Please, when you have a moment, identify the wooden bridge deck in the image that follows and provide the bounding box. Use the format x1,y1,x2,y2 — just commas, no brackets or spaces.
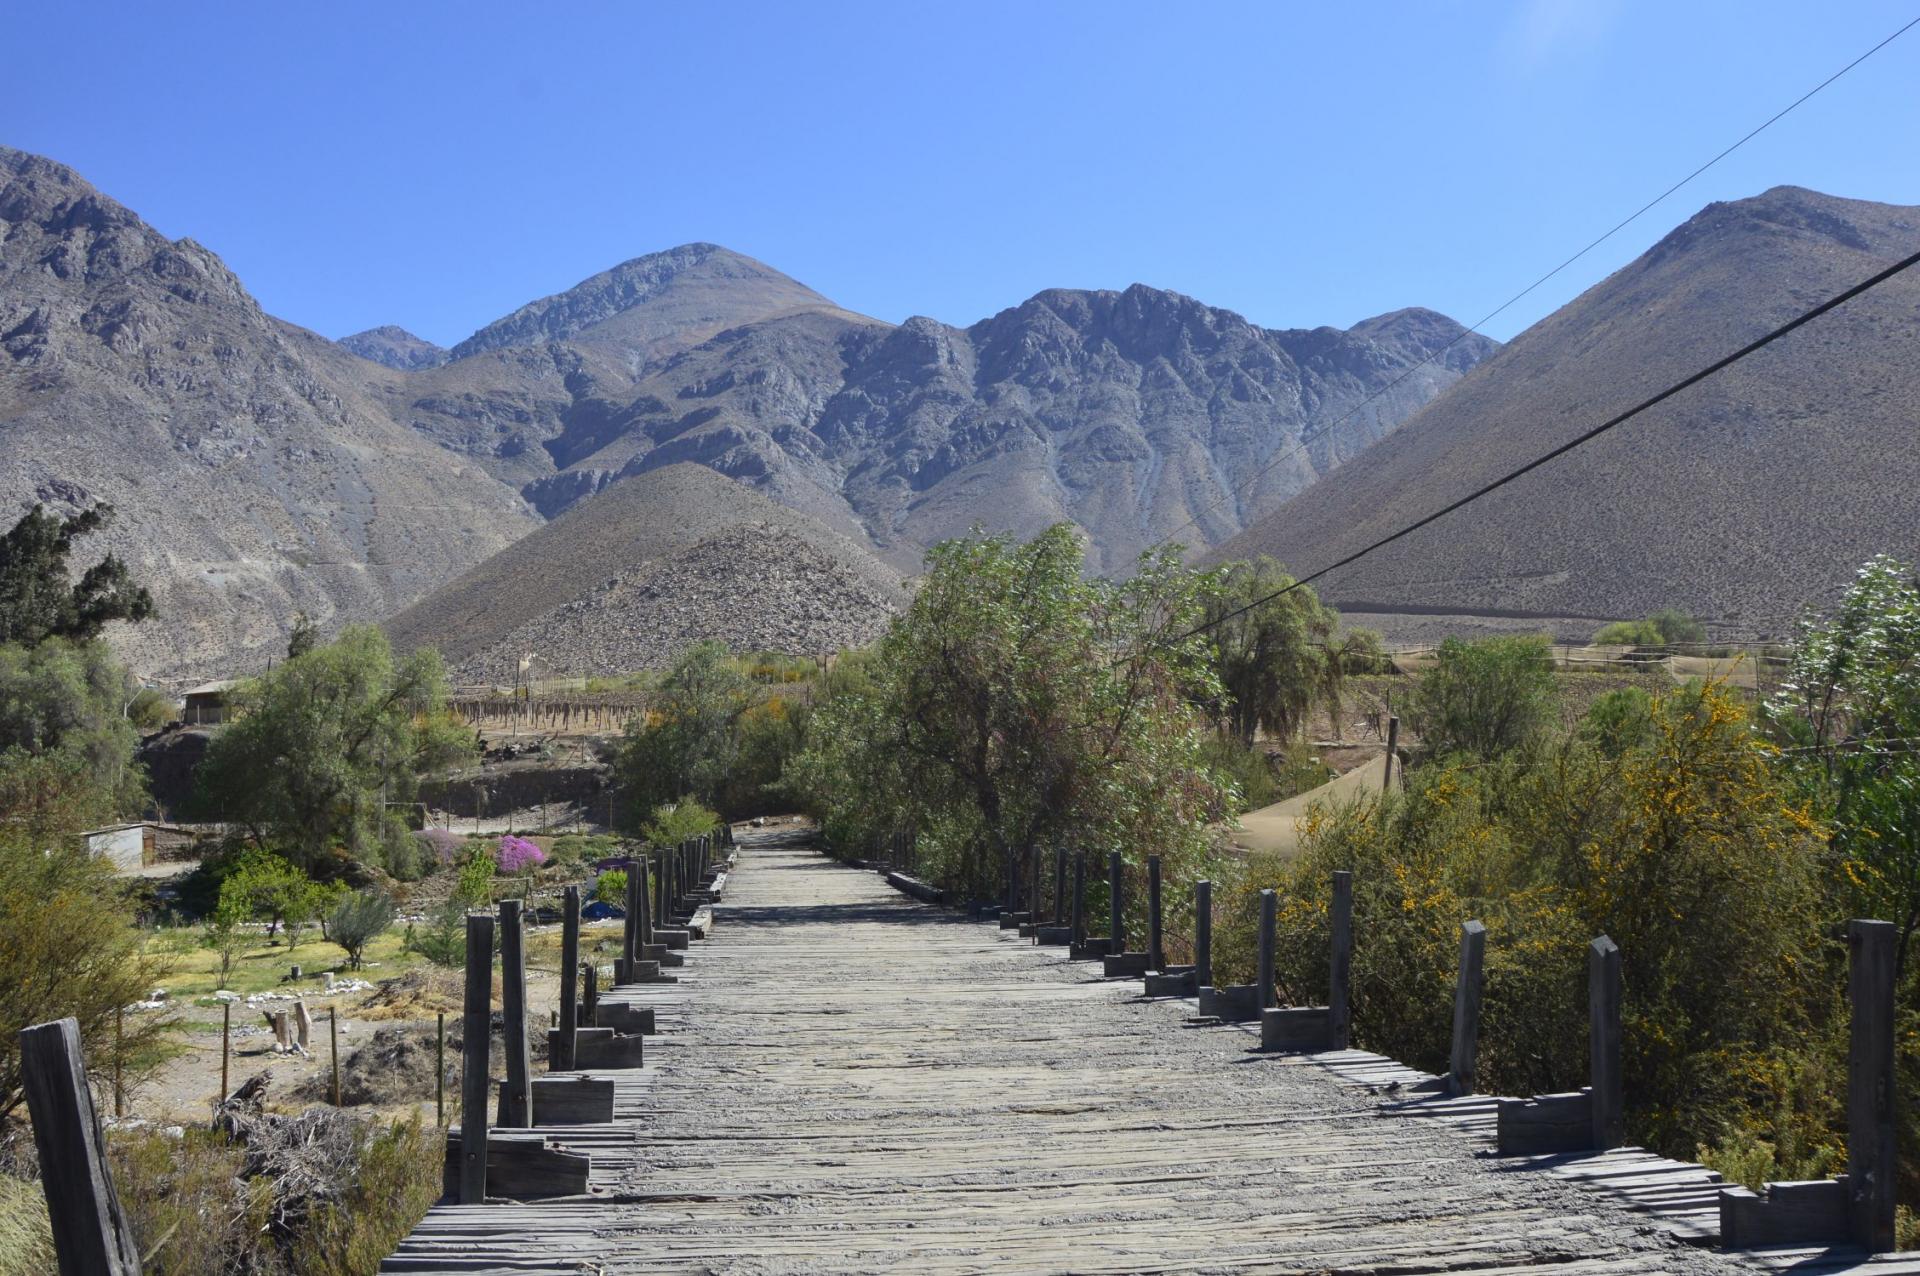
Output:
386,830,1906,1275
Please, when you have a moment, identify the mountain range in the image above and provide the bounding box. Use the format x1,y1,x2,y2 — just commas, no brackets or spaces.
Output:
11,143,1911,681
0,144,1493,677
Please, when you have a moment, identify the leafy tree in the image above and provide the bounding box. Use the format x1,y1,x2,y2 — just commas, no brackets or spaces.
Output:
219,848,317,940
286,611,319,660
194,626,473,867
126,686,175,731
1200,558,1339,747
327,890,394,970
614,642,751,818
1592,619,1664,646
1770,555,1920,976
1408,635,1559,760
1581,687,1656,756
203,880,253,987
454,842,496,907
0,638,147,815
0,829,169,1119
1594,609,1706,647
403,900,468,967
0,504,154,646
789,525,1229,902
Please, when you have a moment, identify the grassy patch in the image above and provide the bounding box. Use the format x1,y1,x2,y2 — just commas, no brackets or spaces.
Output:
153,928,429,999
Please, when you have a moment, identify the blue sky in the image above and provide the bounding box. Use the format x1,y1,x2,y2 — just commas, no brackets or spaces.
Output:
10,2,1917,348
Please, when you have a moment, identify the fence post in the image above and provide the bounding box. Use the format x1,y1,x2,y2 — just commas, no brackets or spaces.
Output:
1147,856,1165,972
556,885,580,1072
582,961,598,1022
19,1018,142,1275
1257,889,1277,1010
636,859,653,948
1006,847,1019,911
621,865,641,979
1448,920,1486,1095
1848,919,1896,1252
653,847,666,927
1383,715,1400,791
1053,848,1067,926
460,912,494,1203
1108,852,1124,951
1329,870,1353,1050
1071,853,1086,944
500,900,532,1127
1589,935,1623,1151
1195,880,1213,988
436,1012,446,1124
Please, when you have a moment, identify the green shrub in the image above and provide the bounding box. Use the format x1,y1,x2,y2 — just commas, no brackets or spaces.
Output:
1407,635,1559,760
594,869,628,909
643,798,721,848
404,899,468,967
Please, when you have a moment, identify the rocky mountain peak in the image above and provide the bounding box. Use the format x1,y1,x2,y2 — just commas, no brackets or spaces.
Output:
448,242,841,366
337,324,449,370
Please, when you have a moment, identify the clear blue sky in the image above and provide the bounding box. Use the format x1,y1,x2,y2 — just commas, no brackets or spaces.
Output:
10,2,1917,348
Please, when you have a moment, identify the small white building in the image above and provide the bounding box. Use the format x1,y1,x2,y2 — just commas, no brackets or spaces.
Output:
84,823,156,871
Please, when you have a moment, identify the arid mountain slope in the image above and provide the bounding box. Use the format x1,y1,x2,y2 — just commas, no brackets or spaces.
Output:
0,147,536,679
529,289,1497,574
384,463,909,675
1210,187,1920,632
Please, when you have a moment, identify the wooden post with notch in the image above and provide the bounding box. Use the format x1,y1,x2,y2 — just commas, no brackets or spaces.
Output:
1448,920,1486,1095
1108,852,1124,951
20,1017,142,1275
1329,870,1353,1050
636,859,652,947
1147,855,1165,972
556,885,580,1072
1848,918,1896,1252
1589,934,1623,1150
460,912,493,1204
499,899,532,1128
1257,888,1277,1011
1194,879,1213,988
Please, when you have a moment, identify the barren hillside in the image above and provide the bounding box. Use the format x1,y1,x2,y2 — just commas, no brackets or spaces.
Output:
1211,187,1920,634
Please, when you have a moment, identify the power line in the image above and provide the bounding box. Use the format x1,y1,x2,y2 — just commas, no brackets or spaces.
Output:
1146,13,1920,559
1171,245,1920,645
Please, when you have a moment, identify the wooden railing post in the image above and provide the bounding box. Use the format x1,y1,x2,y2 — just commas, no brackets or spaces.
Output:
1053,848,1067,926
556,886,580,1072
1589,935,1623,1150
1006,846,1019,911
1383,715,1400,790
621,864,641,979
1107,852,1124,951
1194,880,1213,989
460,912,494,1203
1257,889,1277,1011
1848,918,1896,1252
499,900,531,1128
1070,853,1086,943
1147,856,1165,972
653,847,666,927
582,961,598,1023
1329,871,1353,1050
1448,920,1486,1095
636,859,653,948
19,1018,141,1275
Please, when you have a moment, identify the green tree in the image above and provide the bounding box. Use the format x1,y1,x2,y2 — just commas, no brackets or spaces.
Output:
642,798,721,847
0,637,147,815
327,890,394,970
203,879,253,987
1770,555,1920,976
0,504,154,645
1200,558,1339,747
0,829,169,1119
1408,635,1559,760
193,627,473,868
789,525,1229,901
614,641,752,817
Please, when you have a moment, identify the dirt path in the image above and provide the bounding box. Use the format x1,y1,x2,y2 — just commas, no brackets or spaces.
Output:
387,829,1763,1275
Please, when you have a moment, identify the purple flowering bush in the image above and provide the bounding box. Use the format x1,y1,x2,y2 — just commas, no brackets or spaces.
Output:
415,828,464,868
496,834,546,874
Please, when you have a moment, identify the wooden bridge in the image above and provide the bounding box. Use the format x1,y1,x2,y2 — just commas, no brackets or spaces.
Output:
375,827,1912,1275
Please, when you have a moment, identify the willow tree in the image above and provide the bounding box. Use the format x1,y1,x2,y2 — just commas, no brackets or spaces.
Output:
1201,557,1342,746
790,525,1230,900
